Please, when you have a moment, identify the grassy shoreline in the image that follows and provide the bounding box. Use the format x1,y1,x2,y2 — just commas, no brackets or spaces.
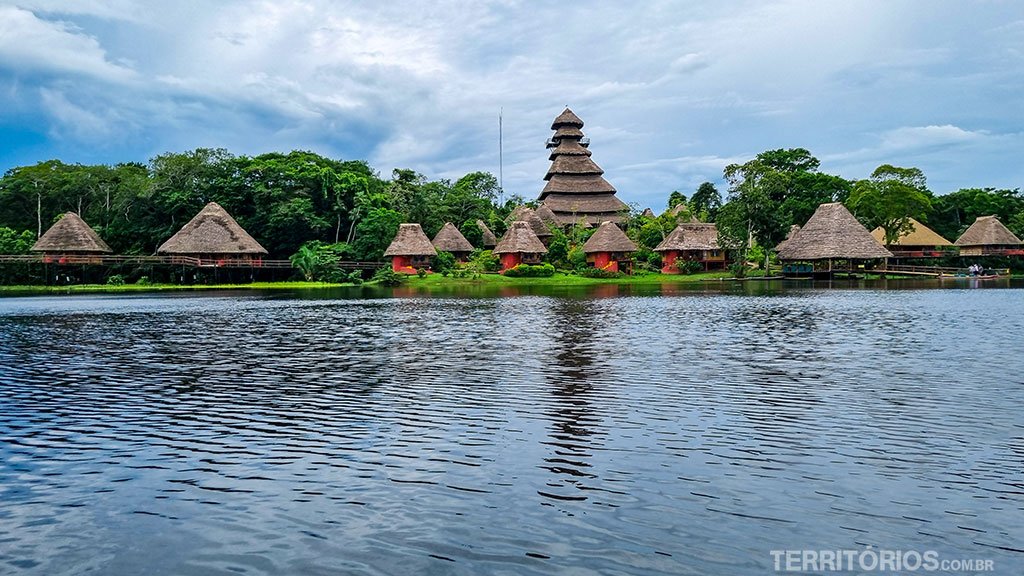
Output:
0,271,770,295
3,269,1016,296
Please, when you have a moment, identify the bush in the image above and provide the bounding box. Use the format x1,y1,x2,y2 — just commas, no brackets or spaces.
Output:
432,251,456,275
346,270,363,285
468,249,501,273
567,246,587,271
106,274,125,286
416,268,428,278
675,259,703,275
372,267,406,286
503,263,555,277
135,276,151,286
729,261,748,278
578,266,622,278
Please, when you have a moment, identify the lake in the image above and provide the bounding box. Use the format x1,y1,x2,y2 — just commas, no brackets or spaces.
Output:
1,282,1022,575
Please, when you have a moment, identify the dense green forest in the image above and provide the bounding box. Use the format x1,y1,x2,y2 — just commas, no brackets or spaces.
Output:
1,146,1022,274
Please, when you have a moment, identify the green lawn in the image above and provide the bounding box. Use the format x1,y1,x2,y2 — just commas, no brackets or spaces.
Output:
0,281,356,295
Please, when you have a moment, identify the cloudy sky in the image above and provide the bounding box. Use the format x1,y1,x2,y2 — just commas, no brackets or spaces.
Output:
1,1,1022,209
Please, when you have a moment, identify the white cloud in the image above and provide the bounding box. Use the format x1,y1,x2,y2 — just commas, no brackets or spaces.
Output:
880,125,988,151
0,5,136,82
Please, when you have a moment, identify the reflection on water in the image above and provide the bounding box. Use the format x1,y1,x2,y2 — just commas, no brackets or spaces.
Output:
0,287,1022,575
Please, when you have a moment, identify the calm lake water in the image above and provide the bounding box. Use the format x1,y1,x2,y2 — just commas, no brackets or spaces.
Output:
1,281,1022,575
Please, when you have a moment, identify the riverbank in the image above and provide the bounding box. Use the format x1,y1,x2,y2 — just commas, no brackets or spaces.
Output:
0,271,774,295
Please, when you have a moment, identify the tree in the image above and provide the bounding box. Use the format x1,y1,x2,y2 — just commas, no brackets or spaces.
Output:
847,164,932,245
667,191,687,209
351,207,403,261
929,187,1023,241
719,160,789,272
689,182,721,221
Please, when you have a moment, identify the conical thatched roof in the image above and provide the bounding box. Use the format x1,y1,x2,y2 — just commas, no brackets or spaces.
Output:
641,208,656,218
656,223,720,252
494,221,548,255
31,212,111,254
552,107,584,128
871,218,952,247
384,223,437,257
535,203,558,224
777,202,891,260
476,219,497,248
505,206,552,239
583,221,637,253
158,202,267,255
954,215,1022,247
431,222,474,253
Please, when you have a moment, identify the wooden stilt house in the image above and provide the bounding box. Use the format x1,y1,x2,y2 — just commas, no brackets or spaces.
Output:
777,202,892,276
954,215,1023,256
655,223,725,273
157,202,267,265
31,213,111,264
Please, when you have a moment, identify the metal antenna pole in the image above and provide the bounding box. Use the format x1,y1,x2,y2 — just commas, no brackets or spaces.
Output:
499,108,504,205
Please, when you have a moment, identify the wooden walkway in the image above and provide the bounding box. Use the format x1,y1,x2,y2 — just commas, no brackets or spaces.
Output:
873,264,1010,277
0,254,385,270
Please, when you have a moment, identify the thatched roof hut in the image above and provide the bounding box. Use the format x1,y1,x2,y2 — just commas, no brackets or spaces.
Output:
158,202,267,256
31,212,111,254
954,215,1022,248
476,219,497,248
640,208,656,218
583,221,637,254
506,206,553,241
871,218,952,247
777,202,891,261
535,203,558,224
537,108,627,225
384,223,437,257
494,221,548,255
431,222,474,254
656,223,720,252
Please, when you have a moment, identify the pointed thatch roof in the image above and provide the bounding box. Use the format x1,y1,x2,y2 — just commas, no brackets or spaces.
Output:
954,215,1022,247
552,108,584,128
777,202,892,260
31,212,112,254
656,223,720,252
158,202,267,255
535,203,558,224
583,221,637,254
476,220,497,248
538,108,627,225
494,221,548,255
506,206,552,239
431,222,474,253
641,208,656,218
384,223,437,257
871,218,952,247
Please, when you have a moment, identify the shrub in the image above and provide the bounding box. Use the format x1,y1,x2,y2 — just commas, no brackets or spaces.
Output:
417,268,428,278
432,251,456,275
468,249,501,273
503,263,555,277
106,274,125,286
578,266,622,279
346,270,364,285
135,276,151,286
675,259,703,275
567,246,587,271
729,261,748,278
372,267,405,286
